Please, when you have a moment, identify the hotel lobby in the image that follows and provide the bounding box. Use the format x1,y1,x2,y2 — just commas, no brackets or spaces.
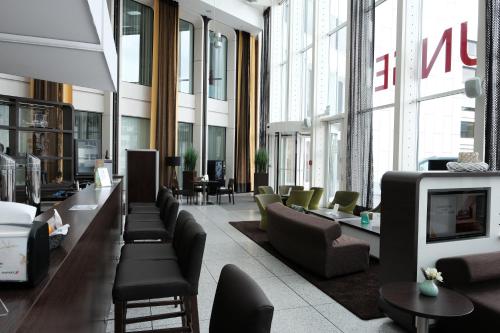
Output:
1,0,500,332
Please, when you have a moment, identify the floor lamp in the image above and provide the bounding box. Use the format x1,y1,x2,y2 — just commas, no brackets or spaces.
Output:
166,156,181,190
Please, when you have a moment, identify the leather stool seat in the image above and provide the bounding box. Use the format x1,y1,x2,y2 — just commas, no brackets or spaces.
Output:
123,220,169,242
128,206,160,214
126,213,161,222
113,260,191,301
120,243,177,261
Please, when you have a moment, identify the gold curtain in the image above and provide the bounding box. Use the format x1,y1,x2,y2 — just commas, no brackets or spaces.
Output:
149,0,178,186
235,31,258,192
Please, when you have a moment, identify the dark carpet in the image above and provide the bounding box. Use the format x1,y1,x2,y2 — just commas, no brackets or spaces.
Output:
229,220,384,320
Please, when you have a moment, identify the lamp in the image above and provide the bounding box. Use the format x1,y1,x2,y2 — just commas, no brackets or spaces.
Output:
166,156,181,189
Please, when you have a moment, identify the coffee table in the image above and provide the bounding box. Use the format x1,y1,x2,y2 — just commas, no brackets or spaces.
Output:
379,282,473,333
308,208,380,258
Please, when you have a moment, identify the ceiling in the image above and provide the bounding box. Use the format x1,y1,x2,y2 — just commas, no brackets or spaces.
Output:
0,0,117,91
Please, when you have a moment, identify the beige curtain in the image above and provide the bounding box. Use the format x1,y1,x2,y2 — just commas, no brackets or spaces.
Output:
235,31,258,192
150,0,178,186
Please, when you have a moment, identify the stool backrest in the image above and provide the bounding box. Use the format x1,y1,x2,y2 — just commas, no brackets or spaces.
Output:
174,211,206,292
209,264,274,333
161,196,179,237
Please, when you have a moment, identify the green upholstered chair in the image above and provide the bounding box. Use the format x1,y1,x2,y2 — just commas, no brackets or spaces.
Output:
278,185,304,196
255,194,283,230
258,186,274,195
286,190,314,209
328,191,359,214
308,187,324,210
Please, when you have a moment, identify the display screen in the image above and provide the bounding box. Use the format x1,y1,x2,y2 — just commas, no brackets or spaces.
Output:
427,189,488,242
75,139,101,176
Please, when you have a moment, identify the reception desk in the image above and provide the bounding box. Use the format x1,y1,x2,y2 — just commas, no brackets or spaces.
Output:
0,181,122,333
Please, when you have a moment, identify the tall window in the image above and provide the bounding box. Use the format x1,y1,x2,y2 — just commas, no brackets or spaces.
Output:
119,116,150,177
371,0,397,205
75,111,102,140
209,31,228,101
178,122,193,186
270,1,289,122
417,0,478,166
179,20,194,94
296,0,314,120
327,122,343,201
122,0,153,86
208,126,226,161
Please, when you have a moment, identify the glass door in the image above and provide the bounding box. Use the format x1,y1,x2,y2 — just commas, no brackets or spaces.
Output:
278,134,296,187
296,133,311,188
326,122,343,202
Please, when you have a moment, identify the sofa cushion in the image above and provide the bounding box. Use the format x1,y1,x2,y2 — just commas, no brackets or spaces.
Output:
437,251,500,285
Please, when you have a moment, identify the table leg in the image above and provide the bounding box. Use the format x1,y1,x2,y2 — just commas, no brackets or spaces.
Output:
203,183,207,205
415,316,429,333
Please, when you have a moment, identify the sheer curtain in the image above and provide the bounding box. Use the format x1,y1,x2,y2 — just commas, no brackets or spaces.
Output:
346,0,375,208
485,0,500,169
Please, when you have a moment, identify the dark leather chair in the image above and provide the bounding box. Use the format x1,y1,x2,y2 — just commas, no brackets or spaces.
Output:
113,211,206,333
216,178,235,204
209,264,274,333
123,194,179,243
128,186,170,213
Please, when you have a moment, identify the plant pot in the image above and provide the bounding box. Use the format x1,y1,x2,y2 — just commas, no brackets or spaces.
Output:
419,280,439,297
183,170,197,190
254,173,269,195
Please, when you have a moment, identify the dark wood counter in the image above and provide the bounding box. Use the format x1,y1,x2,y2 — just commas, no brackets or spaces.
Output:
0,181,122,333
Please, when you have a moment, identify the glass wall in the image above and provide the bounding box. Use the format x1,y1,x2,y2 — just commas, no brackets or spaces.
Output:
209,31,228,101
270,1,289,122
208,125,226,161
326,122,342,202
122,0,153,86
417,0,478,165
178,122,193,186
74,111,102,140
179,19,194,94
119,116,150,177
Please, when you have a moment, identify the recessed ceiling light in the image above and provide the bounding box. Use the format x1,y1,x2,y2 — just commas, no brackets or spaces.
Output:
127,10,141,16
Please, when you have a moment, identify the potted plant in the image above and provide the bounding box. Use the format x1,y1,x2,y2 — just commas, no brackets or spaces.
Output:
254,148,269,195
183,147,198,189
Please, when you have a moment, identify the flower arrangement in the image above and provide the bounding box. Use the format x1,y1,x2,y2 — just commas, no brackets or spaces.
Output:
421,267,444,282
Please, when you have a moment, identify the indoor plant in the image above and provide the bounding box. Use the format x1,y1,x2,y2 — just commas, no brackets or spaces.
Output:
254,148,269,195
183,147,198,189
419,267,443,297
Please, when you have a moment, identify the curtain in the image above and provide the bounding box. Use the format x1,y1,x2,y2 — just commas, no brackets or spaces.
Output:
259,7,271,148
484,0,500,170
235,31,258,192
150,0,178,186
346,0,375,208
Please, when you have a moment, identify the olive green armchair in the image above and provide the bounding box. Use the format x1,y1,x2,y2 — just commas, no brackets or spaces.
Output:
328,191,359,214
278,185,304,196
286,190,314,209
258,186,274,195
308,187,324,210
255,194,283,230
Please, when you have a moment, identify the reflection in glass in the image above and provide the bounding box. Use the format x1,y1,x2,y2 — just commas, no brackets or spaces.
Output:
328,27,347,115
119,116,150,181
279,135,296,186
327,123,342,202
177,122,193,187
179,20,194,94
208,126,226,161
122,0,153,86
209,31,228,101
0,103,9,126
19,104,63,130
0,130,9,154
75,111,102,140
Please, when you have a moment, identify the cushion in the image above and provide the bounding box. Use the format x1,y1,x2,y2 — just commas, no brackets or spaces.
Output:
437,251,500,285
126,213,161,223
112,259,192,301
120,243,177,261
123,220,169,242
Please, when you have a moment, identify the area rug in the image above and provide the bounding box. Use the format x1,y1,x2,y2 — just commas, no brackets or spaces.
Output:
229,220,384,320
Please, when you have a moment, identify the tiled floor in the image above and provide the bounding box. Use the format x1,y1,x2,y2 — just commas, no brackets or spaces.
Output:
106,193,404,333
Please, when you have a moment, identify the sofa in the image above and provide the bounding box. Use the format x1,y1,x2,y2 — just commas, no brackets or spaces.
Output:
436,251,500,332
266,203,370,278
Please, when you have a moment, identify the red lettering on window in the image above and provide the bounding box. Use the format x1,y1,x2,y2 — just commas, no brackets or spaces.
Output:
393,51,397,86
460,21,477,66
375,54,389,91
421,27,452,79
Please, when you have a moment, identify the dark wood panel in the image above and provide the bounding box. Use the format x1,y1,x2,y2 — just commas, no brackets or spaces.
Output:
127,150,157,206
0,181,122,333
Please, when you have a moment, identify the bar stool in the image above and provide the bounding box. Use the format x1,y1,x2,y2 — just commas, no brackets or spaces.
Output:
129,186,170,213
113,211,206,333
123,195,179,243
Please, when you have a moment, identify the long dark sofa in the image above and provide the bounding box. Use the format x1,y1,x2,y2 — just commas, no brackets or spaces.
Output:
436,251,500,332
266,203,370,278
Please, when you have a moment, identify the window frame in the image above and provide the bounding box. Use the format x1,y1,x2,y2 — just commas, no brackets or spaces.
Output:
208,31,228,101
178,19,195,95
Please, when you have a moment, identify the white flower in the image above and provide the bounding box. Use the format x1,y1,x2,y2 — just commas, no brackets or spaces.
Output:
423,267,443,282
